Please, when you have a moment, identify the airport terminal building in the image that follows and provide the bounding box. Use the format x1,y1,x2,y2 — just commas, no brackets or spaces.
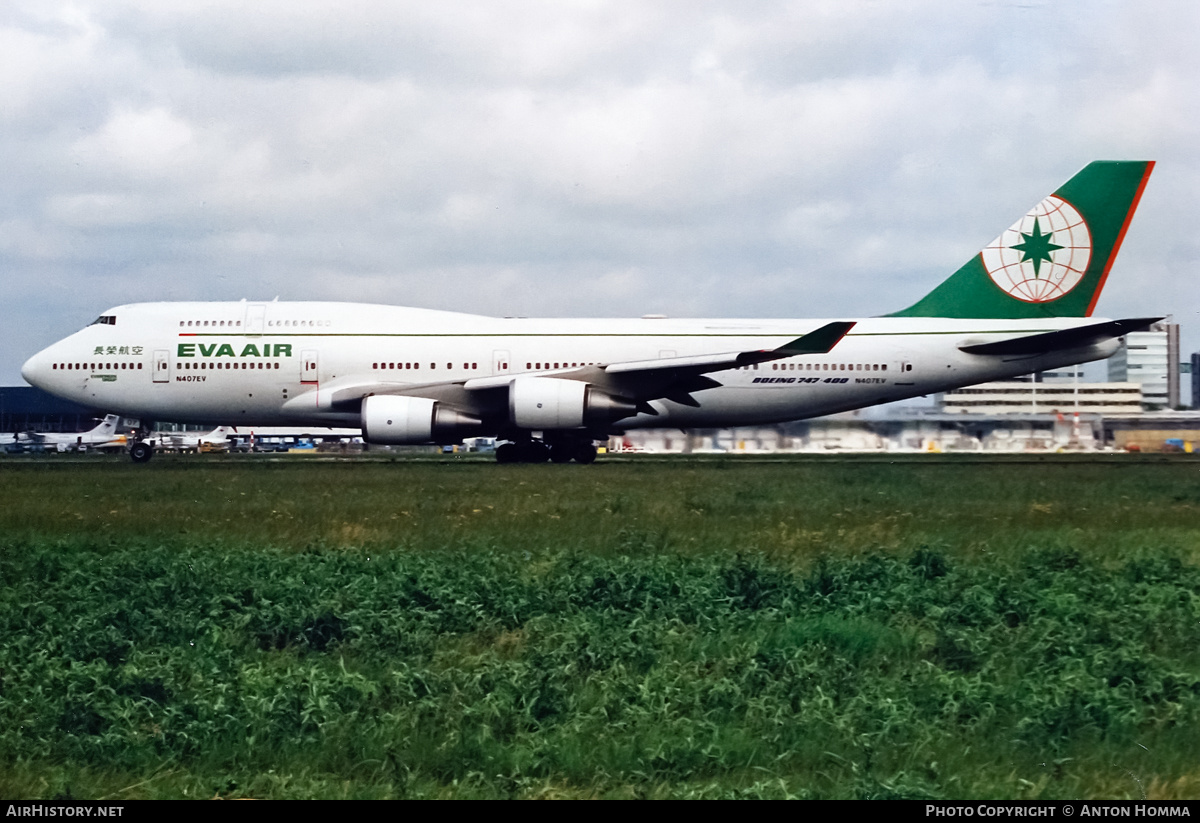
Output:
0,386,112,435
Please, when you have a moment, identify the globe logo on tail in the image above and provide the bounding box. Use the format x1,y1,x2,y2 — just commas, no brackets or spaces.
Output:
981,195,1091,303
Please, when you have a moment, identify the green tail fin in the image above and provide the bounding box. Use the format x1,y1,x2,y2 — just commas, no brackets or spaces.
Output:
889,161,1154,319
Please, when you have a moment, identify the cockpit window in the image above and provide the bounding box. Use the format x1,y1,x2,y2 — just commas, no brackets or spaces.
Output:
90,316,117,326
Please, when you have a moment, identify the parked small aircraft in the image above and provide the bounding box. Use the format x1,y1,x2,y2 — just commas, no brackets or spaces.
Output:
148,426,237,452
6,414,127,452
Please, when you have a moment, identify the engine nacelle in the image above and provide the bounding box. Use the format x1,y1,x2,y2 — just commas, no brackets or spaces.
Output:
509,377,637,429
361,395,481,445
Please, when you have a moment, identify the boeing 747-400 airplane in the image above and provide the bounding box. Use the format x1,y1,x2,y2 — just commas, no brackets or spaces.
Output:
21,161,1157,463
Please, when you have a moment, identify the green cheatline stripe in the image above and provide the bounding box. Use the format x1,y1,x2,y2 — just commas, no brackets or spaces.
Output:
180,327,1059,340
847,328,1058,337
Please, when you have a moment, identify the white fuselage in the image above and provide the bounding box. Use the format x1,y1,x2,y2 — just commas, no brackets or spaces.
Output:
21,301,1117,435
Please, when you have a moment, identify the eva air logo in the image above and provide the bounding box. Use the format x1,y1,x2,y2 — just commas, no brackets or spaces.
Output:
981,195,1091,303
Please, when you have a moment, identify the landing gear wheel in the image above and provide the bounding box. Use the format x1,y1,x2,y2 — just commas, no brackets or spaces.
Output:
550,444,574,464
129,441,154,464
495,442,519,464
495,439,595,464
574,443,597,464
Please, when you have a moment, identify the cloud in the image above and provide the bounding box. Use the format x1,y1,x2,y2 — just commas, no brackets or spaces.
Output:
2,0,1198,385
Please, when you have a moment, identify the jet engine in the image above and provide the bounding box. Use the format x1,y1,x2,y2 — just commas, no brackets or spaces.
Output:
509,377,637,429
361,395,481,445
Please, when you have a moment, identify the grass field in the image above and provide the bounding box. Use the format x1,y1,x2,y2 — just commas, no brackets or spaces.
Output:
1,454,1198,799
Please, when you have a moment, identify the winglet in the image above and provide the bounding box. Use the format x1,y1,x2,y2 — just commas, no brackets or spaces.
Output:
734,321,856,368
776,321,856,354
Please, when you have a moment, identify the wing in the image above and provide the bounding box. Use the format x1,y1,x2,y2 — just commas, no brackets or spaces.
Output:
301,321,856,418
463,320,856,410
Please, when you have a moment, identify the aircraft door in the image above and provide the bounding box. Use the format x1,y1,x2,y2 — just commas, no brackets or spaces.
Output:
492,350,510,376
245,304,266,336
893,351,917,387
153,349,170,383
301,350,319,385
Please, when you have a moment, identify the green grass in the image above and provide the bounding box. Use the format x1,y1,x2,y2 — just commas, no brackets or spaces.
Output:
1,455,1198,799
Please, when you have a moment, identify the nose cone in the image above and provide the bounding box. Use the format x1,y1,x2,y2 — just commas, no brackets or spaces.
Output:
21,347,51,390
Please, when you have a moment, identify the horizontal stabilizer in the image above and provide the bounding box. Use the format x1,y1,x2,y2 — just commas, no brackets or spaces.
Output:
958,317,1162,356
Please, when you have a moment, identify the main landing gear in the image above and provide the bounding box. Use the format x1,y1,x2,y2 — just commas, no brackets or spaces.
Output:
495,437,597,464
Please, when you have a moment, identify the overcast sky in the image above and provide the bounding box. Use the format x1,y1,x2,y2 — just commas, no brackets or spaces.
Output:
3,0,1197,388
